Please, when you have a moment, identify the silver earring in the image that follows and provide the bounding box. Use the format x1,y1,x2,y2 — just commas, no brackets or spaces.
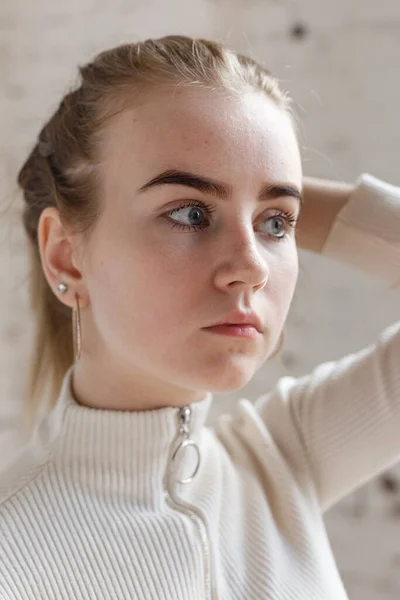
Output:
56,283,81,361
57,282,68,294
72,293,82,361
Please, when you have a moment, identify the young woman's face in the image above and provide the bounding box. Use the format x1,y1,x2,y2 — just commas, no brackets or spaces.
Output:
80,86,302,395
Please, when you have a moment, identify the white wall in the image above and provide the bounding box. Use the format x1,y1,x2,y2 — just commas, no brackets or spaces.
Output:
1,1,400,597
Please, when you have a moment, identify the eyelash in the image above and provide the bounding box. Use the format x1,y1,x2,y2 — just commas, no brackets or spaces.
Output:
164,199,298,241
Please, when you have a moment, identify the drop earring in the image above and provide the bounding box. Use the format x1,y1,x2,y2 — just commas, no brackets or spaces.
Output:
72,293,82,361
56,282,82,361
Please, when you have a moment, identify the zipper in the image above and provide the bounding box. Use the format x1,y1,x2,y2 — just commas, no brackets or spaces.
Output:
162,405,216,600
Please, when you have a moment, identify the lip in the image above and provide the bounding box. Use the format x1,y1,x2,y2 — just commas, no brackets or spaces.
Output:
203,310,264,334
203,324,260,339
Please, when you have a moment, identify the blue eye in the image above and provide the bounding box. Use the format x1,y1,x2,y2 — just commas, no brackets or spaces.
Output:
164,201,297,240
164,200,216,232
260,215,287,239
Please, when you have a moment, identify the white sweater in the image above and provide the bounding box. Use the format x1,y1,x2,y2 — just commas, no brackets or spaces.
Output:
1,174,400,599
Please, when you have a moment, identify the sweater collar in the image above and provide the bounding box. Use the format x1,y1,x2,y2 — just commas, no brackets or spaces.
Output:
47,365,214,506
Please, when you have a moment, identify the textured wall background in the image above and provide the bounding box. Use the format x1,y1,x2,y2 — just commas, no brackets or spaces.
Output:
1,1,400,598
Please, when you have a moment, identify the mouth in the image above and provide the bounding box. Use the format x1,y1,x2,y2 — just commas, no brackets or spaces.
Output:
202,324,261,340
204,310,264,334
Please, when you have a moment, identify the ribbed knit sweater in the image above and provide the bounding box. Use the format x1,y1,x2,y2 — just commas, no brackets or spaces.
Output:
1,173,400,599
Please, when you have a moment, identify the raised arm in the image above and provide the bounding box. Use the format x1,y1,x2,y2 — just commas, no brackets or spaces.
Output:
297,176,355,253
252,174,400,512
301,173,400,288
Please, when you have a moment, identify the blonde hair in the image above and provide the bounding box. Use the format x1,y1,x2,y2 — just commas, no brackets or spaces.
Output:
17,35,293,428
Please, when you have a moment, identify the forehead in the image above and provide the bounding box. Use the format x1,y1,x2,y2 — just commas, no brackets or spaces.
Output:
99,86,302,188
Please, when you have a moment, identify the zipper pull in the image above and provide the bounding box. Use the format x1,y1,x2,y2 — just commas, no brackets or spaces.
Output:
170,405,201,484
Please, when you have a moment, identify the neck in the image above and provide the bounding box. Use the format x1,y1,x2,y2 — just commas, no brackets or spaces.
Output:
71,357,209,412
40,365,214,507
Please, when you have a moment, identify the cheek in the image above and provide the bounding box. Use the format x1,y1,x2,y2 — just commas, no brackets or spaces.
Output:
86,229,202,337
268,246,298,319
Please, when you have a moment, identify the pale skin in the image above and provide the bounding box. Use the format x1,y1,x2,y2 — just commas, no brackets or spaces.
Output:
38,86,353,412
298,177,354,253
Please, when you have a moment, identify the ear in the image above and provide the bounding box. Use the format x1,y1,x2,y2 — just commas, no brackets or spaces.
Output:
37,206,90,309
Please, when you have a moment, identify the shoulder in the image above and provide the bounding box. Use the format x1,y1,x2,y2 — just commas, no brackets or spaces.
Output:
0,395,68,510
0,432,53,509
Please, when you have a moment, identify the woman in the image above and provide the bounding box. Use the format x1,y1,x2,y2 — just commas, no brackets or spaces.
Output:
1,35,399,599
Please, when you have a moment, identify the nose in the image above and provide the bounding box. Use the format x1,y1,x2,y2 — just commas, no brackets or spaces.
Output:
213,226,269,292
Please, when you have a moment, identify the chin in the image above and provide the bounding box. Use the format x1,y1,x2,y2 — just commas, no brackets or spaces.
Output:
210,380,251,393
199,362,257,393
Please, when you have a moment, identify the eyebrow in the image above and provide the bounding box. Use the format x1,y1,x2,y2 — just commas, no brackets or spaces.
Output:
137,169,303,205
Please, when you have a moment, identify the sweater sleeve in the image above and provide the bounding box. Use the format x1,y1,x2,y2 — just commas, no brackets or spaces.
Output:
321,173,400,289
253,174,400,513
